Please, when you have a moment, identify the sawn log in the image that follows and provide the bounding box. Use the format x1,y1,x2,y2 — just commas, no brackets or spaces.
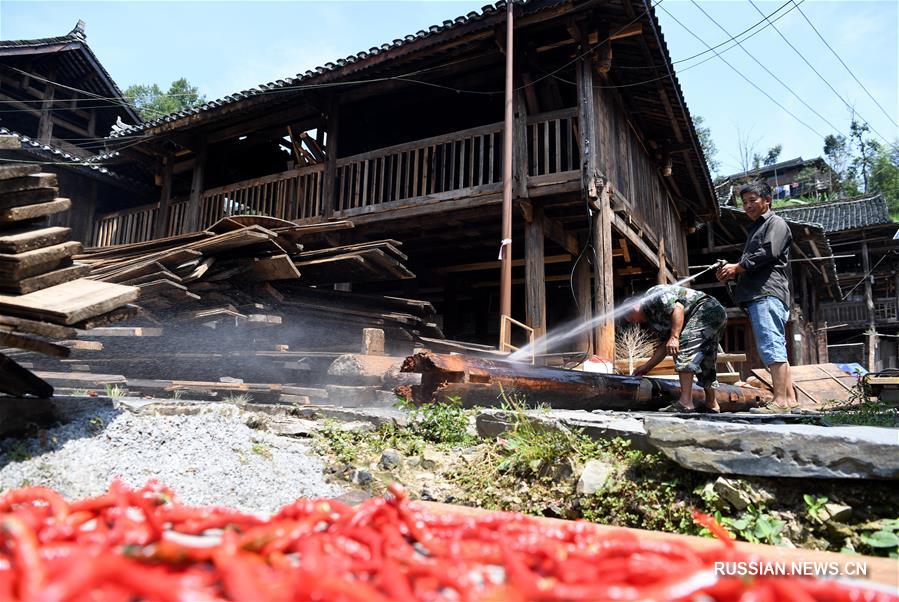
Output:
399,351,771,412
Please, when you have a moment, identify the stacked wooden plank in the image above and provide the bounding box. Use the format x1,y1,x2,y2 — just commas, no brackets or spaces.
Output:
0,156,140,397
6,215,437,387
76,216,413,309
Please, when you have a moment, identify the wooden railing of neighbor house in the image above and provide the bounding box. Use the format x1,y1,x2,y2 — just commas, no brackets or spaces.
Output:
91,198,189,246
198,165,324,228
820,298,898,325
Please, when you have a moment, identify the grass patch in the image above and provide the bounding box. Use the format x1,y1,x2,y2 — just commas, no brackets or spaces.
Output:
821,378,899,427
251,441,273,460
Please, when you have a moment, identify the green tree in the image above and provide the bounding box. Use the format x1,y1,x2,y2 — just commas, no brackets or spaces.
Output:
849,119,878,192
693,115,720,175
868,141,899,218
823,133,859,196
124,78,205,121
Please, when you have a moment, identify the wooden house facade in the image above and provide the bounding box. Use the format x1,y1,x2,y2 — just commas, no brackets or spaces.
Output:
0,21,152,243
88,0,717,359
778,194,898,371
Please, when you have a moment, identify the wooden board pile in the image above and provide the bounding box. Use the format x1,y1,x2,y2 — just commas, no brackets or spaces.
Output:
0,156,139,397
76,215,412,311
9,215,439,388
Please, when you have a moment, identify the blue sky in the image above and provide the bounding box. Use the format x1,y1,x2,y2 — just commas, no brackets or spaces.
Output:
1,0,896,177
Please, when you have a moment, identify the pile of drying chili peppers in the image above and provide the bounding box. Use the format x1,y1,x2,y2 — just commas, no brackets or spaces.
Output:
0,481,894,601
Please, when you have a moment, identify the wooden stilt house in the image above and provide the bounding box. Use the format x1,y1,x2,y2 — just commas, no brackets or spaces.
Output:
93,0,718,358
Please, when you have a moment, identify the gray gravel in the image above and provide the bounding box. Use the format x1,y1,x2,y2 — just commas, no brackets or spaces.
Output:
0,403,342,513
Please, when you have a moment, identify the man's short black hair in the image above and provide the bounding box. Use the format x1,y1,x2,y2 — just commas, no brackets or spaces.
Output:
739,180,772,199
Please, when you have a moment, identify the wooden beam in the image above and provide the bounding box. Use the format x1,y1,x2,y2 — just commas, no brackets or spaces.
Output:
322,99,339,219
37,79,55,142
437,253,571,273
575,242,593,354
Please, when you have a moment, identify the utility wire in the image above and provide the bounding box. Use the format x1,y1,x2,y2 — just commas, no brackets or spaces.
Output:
689,1,846,138
617,0,797,70
659,4,826,139
792,1,898,130
746,0,894,147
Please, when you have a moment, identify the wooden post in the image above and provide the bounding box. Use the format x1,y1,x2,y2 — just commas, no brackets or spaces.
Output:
362,328,385,355
186,139,207,233
894,272,899,320
154,155,174,239
524,202,546,360
576,35,615,360
37,82,55,142
862,240,878,370
499,0,515,348
514,90,529,200
657,238,666,285
575,243,594,354
68,179,97,245
322,102,339,219
592,182,615,360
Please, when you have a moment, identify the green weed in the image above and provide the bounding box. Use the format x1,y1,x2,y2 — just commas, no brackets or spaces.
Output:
105,384,126,398
251,441,273,460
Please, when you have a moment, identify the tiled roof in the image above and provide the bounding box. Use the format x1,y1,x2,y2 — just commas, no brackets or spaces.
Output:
720,206,841,299
0,21,141,123
0,127,150,190
776,194,893,233
108,2,525,138
101,0,715,216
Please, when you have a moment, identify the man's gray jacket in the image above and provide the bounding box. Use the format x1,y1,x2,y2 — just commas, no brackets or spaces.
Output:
734,210,792,309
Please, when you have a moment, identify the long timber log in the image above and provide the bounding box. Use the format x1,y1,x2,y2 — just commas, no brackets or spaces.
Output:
399,352,771,412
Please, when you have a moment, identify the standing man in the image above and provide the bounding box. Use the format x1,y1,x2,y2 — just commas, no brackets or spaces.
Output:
716,181,796,407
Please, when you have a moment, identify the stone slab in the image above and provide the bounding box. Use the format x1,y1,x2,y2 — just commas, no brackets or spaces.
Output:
644,417,899,479
476,408,651,452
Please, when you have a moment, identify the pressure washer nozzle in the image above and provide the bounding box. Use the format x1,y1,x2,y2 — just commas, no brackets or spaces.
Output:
713,258,728,270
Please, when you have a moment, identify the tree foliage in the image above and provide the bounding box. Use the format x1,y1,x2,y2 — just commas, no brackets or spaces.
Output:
692,115,720,176
823,118,898,214
124,78,205,121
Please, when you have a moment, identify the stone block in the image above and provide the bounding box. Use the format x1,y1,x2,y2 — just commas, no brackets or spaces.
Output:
644,417,899,479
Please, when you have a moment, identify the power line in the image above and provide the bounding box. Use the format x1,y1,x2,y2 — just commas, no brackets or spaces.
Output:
689,1,846,139
792,1,898,130
658,4,827,139
617,0,798,70
746,0,894,147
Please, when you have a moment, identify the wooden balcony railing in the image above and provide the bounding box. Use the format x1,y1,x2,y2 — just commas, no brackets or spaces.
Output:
820,298,898,325
89,111,580,246
90,198,189,247
334,108,580,215
199,164,324,228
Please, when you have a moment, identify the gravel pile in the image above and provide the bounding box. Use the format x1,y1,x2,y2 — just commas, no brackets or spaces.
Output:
0,403,342,513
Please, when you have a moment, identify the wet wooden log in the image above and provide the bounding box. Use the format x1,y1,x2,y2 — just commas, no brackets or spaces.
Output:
399,352,771,412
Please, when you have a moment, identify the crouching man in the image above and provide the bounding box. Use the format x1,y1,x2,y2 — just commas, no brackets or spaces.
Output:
623,285,727,413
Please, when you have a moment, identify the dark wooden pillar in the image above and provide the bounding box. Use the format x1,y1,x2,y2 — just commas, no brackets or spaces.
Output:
322,101,339,219
592,182,615,360
68,179,97,245
577,42,615,360
514,90,529,200
862,240,878,370
524,202,546,359
154,155,174,239
657,238,666,285
575,241,594,354
186,139,207,233
37,82,55,142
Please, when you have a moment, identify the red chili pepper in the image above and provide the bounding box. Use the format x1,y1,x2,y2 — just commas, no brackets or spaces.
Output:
693,510,736,547
2,514,47,600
